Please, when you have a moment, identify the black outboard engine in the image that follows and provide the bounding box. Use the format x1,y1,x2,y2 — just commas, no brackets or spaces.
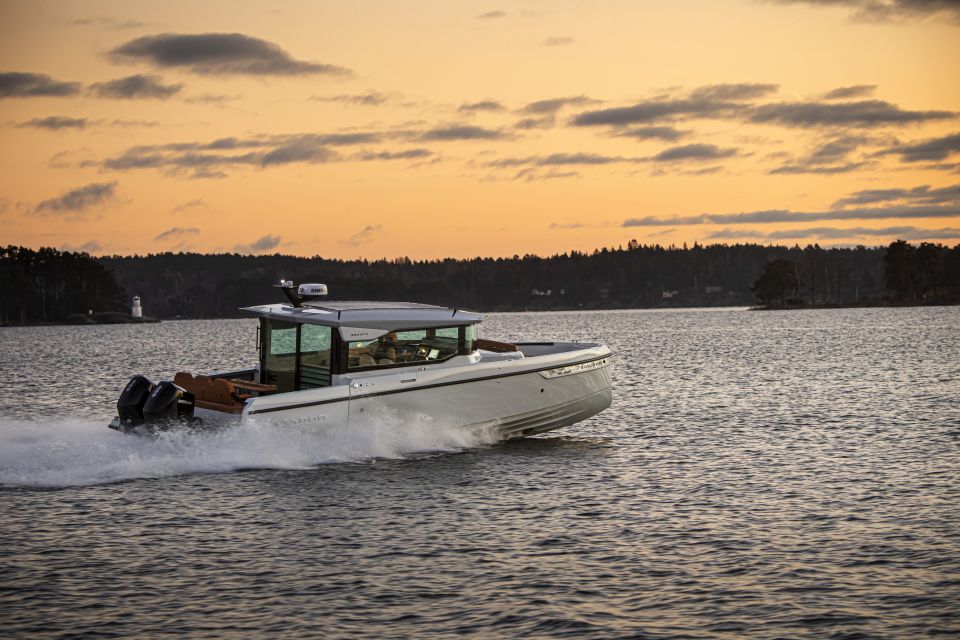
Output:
142,381,195,426
115,375,155,430
110,376,195,434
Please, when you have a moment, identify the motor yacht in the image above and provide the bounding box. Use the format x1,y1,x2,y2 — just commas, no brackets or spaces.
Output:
109,282,613,440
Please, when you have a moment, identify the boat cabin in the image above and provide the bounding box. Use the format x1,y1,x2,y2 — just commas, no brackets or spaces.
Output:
243,300,484,394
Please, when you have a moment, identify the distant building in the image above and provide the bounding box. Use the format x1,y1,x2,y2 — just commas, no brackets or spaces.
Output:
131,296,143,318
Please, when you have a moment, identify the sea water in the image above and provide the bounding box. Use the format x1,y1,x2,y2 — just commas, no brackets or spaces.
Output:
1,307,958,637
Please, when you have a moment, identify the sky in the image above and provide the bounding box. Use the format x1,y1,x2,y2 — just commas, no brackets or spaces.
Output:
1,0,958,259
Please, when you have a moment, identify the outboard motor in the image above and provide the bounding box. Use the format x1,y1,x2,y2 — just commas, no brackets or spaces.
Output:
142,381,195,427
116,375,155,429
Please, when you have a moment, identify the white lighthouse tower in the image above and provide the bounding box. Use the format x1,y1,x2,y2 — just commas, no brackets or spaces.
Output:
131,296,143,318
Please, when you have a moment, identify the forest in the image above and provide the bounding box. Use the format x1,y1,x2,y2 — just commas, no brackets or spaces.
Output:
2,241,958,325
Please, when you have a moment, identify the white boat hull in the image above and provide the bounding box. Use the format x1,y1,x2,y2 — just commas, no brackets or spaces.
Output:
243,347,612,441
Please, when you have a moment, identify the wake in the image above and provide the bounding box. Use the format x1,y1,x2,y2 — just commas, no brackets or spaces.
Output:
0,412,501,488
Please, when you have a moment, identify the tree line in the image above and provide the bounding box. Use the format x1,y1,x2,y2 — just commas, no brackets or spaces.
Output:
2,241,958,325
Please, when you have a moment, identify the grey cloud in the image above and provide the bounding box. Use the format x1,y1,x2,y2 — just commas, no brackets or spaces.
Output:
236,234,282,254
487,146,737,170
832,183,960,207
570,84,773,126
0,72,81,98
184,93,240,105
766,0,960,22
572,98,742,126
768,134,876,174
155,226,200,241
34,181,118,215
18,116,88,130
68,16,146,29
172,198,207,212
823,84,877,100
749,100,955,128
419,125,506,141
100,131,430,177
312,91,389,106
342,224,382,246
110,33,351,76
542,36,574,46
689,83,779,101
514,116,555,129
89,74,183,99
459,100,505,112
522,95,598,114
652,144,737,162
708,225,960,241
624,204,958,227
769,161,867,174
354,149,432,161
615,126,687,141
476,11,507,19
878,132,960,162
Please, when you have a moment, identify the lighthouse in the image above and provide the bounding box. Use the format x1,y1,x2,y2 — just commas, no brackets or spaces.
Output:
131,296,143,318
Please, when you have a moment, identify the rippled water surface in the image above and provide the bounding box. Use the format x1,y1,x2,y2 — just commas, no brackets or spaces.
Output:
2,307,959,638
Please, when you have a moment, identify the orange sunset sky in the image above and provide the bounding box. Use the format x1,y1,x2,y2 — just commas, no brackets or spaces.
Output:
1,0,958,259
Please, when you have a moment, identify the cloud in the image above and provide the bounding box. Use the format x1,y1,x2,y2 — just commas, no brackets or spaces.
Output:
312,91,389,106
109,33,351,76
748,100,955,128
171,198,207,213
100,132,390,176
766,0,960,22
614,126,688,141
154,226,200,241
512,168,581,182
652,144,737,162
236,234,281,254
17,116,88,130
572,97,742,126
0,72,81,98
708,225,960,241
459,100,505,112
184,93,241,105
878,132,960,162
476,11,507,19
419,125,506,141
823,85,877,100
342,224,382,246
34,181,118,216
688,83,779,101
521,95,598,114
487,145,737,170
67,16,146,29
542,36,574,46
832,184,960,208
354,149,433,161
514,116,555,129
571,84,775,127
62,240,104,253
89,74,183,99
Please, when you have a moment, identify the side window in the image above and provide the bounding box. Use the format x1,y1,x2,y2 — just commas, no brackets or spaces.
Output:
299,324,331,389
262,319,298,392
346,327,461,371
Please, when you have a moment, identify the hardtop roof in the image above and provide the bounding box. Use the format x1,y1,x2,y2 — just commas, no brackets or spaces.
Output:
240,300,485,330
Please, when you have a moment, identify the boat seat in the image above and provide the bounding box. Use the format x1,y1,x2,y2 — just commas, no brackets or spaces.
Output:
173,372,247,414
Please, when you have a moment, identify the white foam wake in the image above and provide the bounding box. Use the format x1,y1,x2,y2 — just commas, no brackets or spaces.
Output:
0,411,501,488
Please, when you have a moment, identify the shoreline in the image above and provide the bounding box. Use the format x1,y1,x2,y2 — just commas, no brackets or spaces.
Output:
3,300,957,327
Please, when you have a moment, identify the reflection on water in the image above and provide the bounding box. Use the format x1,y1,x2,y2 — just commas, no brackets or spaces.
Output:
1,306,959,638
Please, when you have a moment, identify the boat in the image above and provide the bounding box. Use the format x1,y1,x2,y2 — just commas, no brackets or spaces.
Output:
108,281,613,440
